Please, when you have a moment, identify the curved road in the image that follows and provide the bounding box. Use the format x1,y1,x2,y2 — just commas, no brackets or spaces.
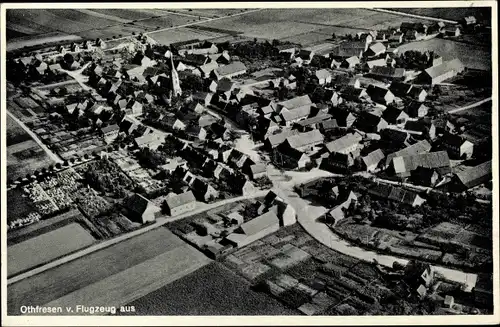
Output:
448,97,492,114
267,166,478,291
7,189,268,285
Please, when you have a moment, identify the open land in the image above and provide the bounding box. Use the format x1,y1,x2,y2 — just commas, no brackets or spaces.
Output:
7,223,96,277
7,116,55,181
7,227,208,314
6,188,37,224
388,7,492,23
397,38,491,70
122,262,298,315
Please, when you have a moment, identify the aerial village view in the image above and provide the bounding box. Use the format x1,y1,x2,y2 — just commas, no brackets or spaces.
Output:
3,4,495,318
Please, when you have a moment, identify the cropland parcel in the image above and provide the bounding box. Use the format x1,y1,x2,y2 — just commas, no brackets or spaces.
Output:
8,227,210,315
7,223,96,277
196,9,433,46
122,262,298,315
7,8,439,50
397,38,491,71
7,116,55,181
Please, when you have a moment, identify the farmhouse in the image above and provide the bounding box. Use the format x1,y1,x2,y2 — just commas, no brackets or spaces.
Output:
384,139,432,168
359,148,385,172
441,133,474,159
282,129,325,152
367,85,395,105
293,114,333,132
320,151,357,173
365,42,386,57
212,61,247,80
314,69,333,85
368,184,426,207
355,112,389,133
451,160,492,190
332,41,367,58
324,191,358,226
404,120,436,140
363,58,387,71
405,101,429,118
276,95,312,112
163,191,197,216
324,132,362,154
391,151,451,178
368,66,406,81
248,164,267,180
382,106,409,124
418,59,465,85
273,143,312,169
124,193,161,224
226,211,280,248
340,56,360,69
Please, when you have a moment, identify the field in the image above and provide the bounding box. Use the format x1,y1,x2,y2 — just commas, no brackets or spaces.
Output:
7,227,207,315
397,38,491,71
197,8,432,44
7,188,36,224
41,243,210,315
148,27,226,45
388,7,492,23
7,117,55,181
5,8,211,51
122,262,298,315
7,223,96,277
7,209,85,245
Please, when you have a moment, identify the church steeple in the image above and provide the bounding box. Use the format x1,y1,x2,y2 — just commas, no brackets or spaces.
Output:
169,53,182,97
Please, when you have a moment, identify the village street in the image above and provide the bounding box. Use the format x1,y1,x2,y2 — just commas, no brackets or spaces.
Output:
266,165,478,291
7,110,64,164
7,189,268,285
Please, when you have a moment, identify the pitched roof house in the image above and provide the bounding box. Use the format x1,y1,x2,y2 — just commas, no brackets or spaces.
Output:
163,191,197,216
419,59,465,85
359,148,385,172
355,112,389,133
405,101,429,118
392,150,451,178
325,133,362,154
367,85,395,105
441,132,474,159
451,160,492,190
124,193,161,224
382,106,409,124
384,139,432,168
212,61,247,80
368,184,426,206
226,211,280,248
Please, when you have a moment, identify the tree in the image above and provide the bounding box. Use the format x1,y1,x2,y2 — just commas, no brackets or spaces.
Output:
331,32,337,40
63,53,75,64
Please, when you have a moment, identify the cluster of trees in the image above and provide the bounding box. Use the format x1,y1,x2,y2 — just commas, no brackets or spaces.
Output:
82,158,133,198
396,50,437,71
136,147,168,169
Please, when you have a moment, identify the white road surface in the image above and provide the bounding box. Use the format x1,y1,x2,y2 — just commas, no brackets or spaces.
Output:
266,165,478,291
7,110,63,164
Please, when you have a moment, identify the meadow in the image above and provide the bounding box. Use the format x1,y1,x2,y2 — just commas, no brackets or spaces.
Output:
7,227,200,314
7,223,96,277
